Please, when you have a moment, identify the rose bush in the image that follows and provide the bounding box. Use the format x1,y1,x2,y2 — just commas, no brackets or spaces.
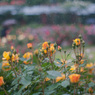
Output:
0,35,95,95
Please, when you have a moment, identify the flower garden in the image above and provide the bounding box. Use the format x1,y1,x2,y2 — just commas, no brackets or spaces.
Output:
0,32,95,95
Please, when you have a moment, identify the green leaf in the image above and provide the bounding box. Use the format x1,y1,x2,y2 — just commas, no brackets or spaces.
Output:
20,77,31,86
20,57,26,61
0,63,2,69
26,65,35,71
45,90,55,95
12,76,20,85
61,80,70,87
79,61,86,67
32,92,42,95
47,70,61,78
88,82,95,87
45,83,60,91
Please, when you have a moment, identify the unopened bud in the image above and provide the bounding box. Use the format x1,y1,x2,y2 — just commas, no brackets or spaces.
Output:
54,43,57,48
73,42,76,46
48,41,51,46
72,44,75,49
13,49,17,54
11,46,14,50
78,34,82,39
64,51,66,53
58,46,62,52
9,52,12,58
82,40,85,45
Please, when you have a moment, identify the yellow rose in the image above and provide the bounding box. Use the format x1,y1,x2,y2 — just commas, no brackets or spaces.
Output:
73,38,80,45
12,54,19,62
80,60,84,64
69,74,81,83
44,77,50,81
2,61,11,71
56,74,65,82
80,67,84,72
23,52,33,59
86,63,93,68
34,49,39,55
3,51,10,60
44,50,47,54
70,65,76,71
49,45,56,56
86,63,94,74
23,52,33,65
49,46,55,52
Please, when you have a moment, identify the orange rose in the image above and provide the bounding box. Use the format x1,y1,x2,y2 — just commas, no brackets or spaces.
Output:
69,74,81,83
0,76,4,86
11,46,14,50
42,42,49,50
27,43,32,49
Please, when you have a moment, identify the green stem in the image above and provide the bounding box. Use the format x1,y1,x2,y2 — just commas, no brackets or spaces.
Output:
42,82,45,95
10,60,17,78
2,87,8,95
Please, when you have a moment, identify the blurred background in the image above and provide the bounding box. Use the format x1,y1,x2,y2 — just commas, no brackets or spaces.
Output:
0,0,95,61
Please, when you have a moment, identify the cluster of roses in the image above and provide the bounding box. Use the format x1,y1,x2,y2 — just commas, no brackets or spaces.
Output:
0,35,94,94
